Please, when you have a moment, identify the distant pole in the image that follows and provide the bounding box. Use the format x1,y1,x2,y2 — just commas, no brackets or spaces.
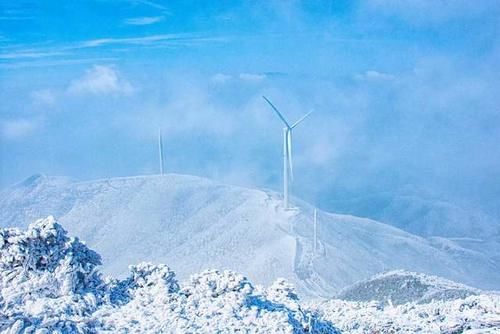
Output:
283,127,289,209
158,128,164,175
313,208,318,255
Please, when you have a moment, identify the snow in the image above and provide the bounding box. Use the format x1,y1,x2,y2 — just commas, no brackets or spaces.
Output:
309,294,500,333
0,216,105,333
1,217,499,333
336,270,480,305
0,217,339,333
329,192,500,240
1,173,499,298
97,268,340,333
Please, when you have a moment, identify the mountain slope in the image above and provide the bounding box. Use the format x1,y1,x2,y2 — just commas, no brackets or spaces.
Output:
329,192,500,241
0,173,499,297
336,270,480,305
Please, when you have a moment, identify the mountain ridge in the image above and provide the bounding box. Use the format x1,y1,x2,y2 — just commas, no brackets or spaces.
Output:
1,173,499,298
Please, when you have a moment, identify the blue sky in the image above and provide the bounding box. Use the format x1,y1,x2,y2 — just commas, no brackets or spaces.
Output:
1,0,499,215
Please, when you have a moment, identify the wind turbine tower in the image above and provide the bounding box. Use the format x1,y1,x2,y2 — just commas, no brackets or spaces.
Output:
313,208,318,255
263,96,312,209
158,128,165,175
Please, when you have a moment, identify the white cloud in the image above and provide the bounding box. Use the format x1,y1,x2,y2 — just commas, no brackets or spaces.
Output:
67,65,134,96
1,119,38,140
124,16,164,26
80,34,182,48
133,0,168,11
211,72,268,85
239,73,266,83
0,51,66,60
355,70,395,81
78,34,227,49
31,89,56,105
0,34,226,69
0,57,119,70
211,73,232,84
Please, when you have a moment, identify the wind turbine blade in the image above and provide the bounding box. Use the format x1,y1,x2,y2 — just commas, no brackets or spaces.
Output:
287,129,293,182
291,110,313,129
262,96,291,128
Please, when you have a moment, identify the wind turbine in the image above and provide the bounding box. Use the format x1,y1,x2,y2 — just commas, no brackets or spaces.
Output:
263,96,312,209
158,128,165,175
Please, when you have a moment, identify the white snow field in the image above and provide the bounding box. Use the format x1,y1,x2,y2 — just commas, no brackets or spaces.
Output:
0,173,499,299
1,217,499,333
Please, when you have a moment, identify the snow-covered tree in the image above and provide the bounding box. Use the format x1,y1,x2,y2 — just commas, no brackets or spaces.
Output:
0,217,340,333
0,216,104,333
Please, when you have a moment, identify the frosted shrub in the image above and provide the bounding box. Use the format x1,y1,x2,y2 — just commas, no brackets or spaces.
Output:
169,270,339,333
105,262,179,305
0,216,104,333
266,278,299,304
0,215,101,276
311,294,500,333
0,217,340,333
99,268,340,333
182,269,253,298
263,278,339,334
128,262,179,292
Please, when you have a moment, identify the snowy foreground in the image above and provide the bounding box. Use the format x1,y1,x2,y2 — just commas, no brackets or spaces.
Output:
309,296,500,333
1,217,499,333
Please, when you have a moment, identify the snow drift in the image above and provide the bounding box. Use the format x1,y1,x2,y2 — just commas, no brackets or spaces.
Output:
1,173,499,298
0,216,339,333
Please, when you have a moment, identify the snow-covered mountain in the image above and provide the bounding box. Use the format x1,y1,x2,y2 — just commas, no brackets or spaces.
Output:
1,173,499,297
329,192,500,241
336,270,480,305
2,216,499,334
